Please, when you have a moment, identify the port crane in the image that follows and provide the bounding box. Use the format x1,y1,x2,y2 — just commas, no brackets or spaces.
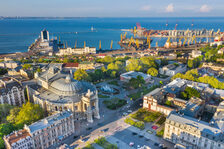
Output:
110,40,113,49
99,40,101,50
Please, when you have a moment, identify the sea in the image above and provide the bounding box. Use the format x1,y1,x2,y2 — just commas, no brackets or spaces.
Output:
0,17,224,54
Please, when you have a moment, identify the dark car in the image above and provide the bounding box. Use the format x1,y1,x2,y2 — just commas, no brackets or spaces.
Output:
154,143,159,146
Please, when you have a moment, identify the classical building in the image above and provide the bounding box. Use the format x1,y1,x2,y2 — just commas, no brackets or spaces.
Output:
164,112,224,149
143,88,174,115
0,77,25,106
4,129,34,149
120,71,152,83
27,66,100,123
159,63,187,77
191,50,202,58
4,111,74,149
0,61,19,69
56,47,96,56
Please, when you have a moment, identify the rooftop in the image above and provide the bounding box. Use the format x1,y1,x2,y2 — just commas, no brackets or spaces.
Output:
5,129,31,146
120,71,151,80
27,111,73,134
167,112,223,141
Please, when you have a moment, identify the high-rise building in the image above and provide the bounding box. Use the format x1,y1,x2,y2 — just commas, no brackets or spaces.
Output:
41,29,49,41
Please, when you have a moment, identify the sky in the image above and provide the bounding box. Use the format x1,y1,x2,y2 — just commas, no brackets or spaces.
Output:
0,0,224,17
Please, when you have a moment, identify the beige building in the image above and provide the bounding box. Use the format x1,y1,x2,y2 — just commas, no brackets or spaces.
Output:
164,112,224,149
159,63,187,77
27,66,100,123
143,88,174,115
57,47,96,56
4,129,34,149
0,77,25,106
0,61,19,69
4,111,74,149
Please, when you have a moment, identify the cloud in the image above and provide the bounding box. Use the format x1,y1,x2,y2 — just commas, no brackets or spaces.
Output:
140,5,151,11
200,4,211,13
165,3,174,12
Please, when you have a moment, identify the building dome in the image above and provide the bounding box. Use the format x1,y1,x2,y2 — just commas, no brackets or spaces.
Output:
50,75,84,95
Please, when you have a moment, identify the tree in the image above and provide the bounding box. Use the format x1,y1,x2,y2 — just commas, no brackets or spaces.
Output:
6,107,21,124
147,67,158,77
107,61,124,72
0,123,15,149
128,75,145,89
110,70,117,78
74,69,89,81
140,57,157,69
187,59,194,68
0,68,7,75
126,59,142,72
22,64,32,69
15,102,44,126
0,104,15,123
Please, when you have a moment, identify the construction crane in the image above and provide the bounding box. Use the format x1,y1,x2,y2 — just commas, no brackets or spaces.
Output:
110,40,113,49
128,37,133,47
136,39,139,49
84,41,86,48
58,36,61,44
124,32,127,39
75,40,77,48
192,35,196,43
183,37,187,46
156,41,158,48
120,34,123,41
148,36,151,49
188,38,191,46
66,41,68,48
99,40,101,50
217,29,220,34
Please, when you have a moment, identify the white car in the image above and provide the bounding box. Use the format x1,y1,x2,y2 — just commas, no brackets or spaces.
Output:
127,110,132,113
123,112,128,116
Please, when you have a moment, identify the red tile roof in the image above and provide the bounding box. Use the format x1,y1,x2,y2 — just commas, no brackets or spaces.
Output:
63,63,79,68
6,129,31,145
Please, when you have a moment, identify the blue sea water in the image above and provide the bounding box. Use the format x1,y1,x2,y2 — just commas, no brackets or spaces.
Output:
0,17,224,53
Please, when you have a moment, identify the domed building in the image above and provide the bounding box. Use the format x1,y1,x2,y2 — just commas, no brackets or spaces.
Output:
27,66,100,123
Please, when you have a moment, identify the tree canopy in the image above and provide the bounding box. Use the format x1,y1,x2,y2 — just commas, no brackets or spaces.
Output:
126,59,142,72
147,67,158,77
74,69,89,81
14,102,44,126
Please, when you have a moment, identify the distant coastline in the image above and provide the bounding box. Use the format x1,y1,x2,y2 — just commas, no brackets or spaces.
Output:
1,16,224,20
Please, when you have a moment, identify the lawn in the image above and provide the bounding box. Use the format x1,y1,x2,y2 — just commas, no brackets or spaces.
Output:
124,117,145,130
103,98,127,110
156,128,164,137
98,94,110,98
108,80,119,86
131,108,161,123
128,91,142,100
156,115,166,125
94,137,118,149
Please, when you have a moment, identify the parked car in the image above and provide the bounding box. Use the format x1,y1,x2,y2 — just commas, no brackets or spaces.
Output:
129,142,134,147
